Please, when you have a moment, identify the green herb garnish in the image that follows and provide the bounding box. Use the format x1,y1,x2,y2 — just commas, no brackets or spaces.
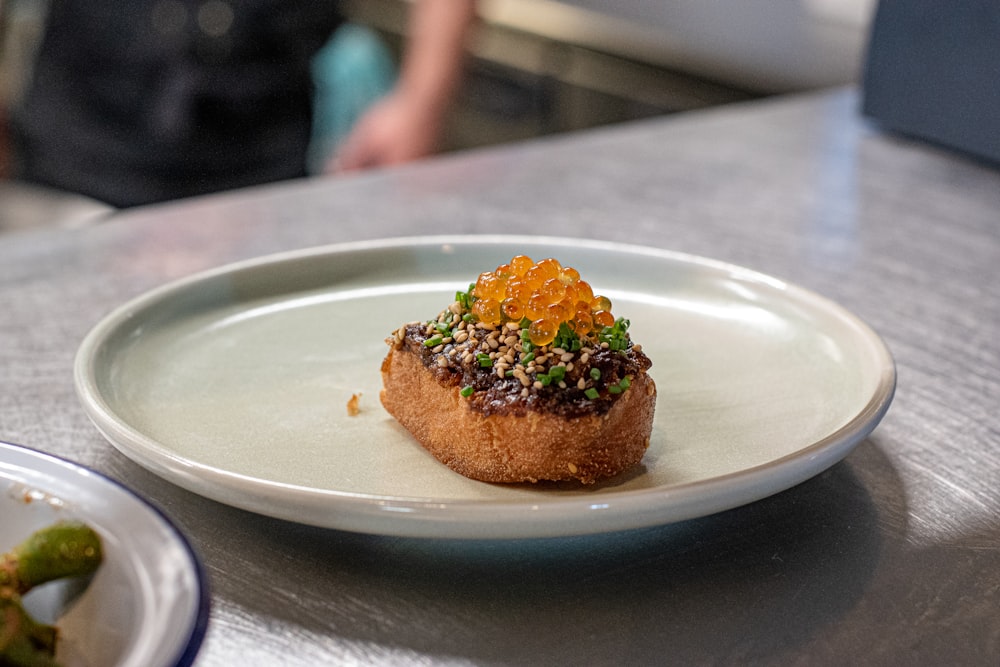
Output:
455,283,476,311
598,317,631,352
608,376,632,394
552,322,581,352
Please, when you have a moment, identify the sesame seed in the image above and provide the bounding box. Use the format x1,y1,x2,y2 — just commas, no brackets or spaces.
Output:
552,347,566,356
436,356,449,368
521,387,530,397
567,462,579,474
565,362,574,372
533,381,543,390
633,344,643,352
580,352,589,364
454,331,469,343
577,378,586,389
560,352,574,363
432,344,444,353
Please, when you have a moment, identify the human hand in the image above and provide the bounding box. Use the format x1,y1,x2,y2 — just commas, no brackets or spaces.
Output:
327,91,443,173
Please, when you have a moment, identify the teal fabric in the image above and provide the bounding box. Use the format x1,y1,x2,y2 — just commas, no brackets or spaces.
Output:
309,23,397,173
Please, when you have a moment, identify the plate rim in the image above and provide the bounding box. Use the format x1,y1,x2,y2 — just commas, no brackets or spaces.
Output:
74,234,897,539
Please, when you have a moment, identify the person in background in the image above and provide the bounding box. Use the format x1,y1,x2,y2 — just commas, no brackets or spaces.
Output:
0,0,476,207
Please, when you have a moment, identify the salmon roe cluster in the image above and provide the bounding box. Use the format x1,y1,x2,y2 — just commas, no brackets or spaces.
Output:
470,255,615,347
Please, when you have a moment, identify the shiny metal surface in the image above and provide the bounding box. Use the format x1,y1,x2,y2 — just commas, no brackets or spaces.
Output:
1,88,998,665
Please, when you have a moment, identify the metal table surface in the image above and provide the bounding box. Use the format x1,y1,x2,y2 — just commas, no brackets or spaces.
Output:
1,88,998,666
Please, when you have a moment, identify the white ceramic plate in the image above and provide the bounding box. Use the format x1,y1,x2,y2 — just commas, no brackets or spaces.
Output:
0,441,209,667
75,236,895,539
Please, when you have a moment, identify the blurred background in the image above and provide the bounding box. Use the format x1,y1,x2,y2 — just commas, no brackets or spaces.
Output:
0,0,876,231
342,0,876,151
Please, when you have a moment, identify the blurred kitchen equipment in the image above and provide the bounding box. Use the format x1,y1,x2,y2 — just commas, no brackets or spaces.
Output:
862,0,1000,166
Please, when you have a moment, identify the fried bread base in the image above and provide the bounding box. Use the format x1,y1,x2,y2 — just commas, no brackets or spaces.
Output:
380,345,656,484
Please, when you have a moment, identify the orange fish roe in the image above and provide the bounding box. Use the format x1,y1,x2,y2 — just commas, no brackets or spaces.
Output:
469,256,613,346
391,255,639,406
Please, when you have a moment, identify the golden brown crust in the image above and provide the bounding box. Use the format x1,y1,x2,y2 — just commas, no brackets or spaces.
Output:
380,345,656,484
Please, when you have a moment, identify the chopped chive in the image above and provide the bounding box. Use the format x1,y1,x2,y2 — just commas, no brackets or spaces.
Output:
620,375,632,389
584,388,599,400
548,366,566,382
521,351,535,364
608,385,623,394
598,316,631,352
462,313,474,322
477,353,493,368
424,335,443,347
460,386,474,397
589,367,601,381
455,287,475,310
538,374,552,387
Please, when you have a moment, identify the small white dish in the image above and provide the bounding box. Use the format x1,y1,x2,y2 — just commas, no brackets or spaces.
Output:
1,441,209,667
75,235,896,539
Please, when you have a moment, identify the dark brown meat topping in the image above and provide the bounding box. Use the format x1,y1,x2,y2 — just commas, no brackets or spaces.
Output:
398,323,651,418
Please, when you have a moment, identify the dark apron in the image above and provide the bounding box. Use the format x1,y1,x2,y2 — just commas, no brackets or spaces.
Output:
11,0,343,207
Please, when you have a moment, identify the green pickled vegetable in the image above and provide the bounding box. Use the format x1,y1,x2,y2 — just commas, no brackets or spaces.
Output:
0,521,103,666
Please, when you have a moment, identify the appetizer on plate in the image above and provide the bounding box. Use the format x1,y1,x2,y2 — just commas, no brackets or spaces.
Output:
381,255,656,484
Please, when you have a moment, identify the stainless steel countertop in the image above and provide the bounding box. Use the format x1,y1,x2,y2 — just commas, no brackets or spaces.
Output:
0,180,113,233
1,88,998,665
